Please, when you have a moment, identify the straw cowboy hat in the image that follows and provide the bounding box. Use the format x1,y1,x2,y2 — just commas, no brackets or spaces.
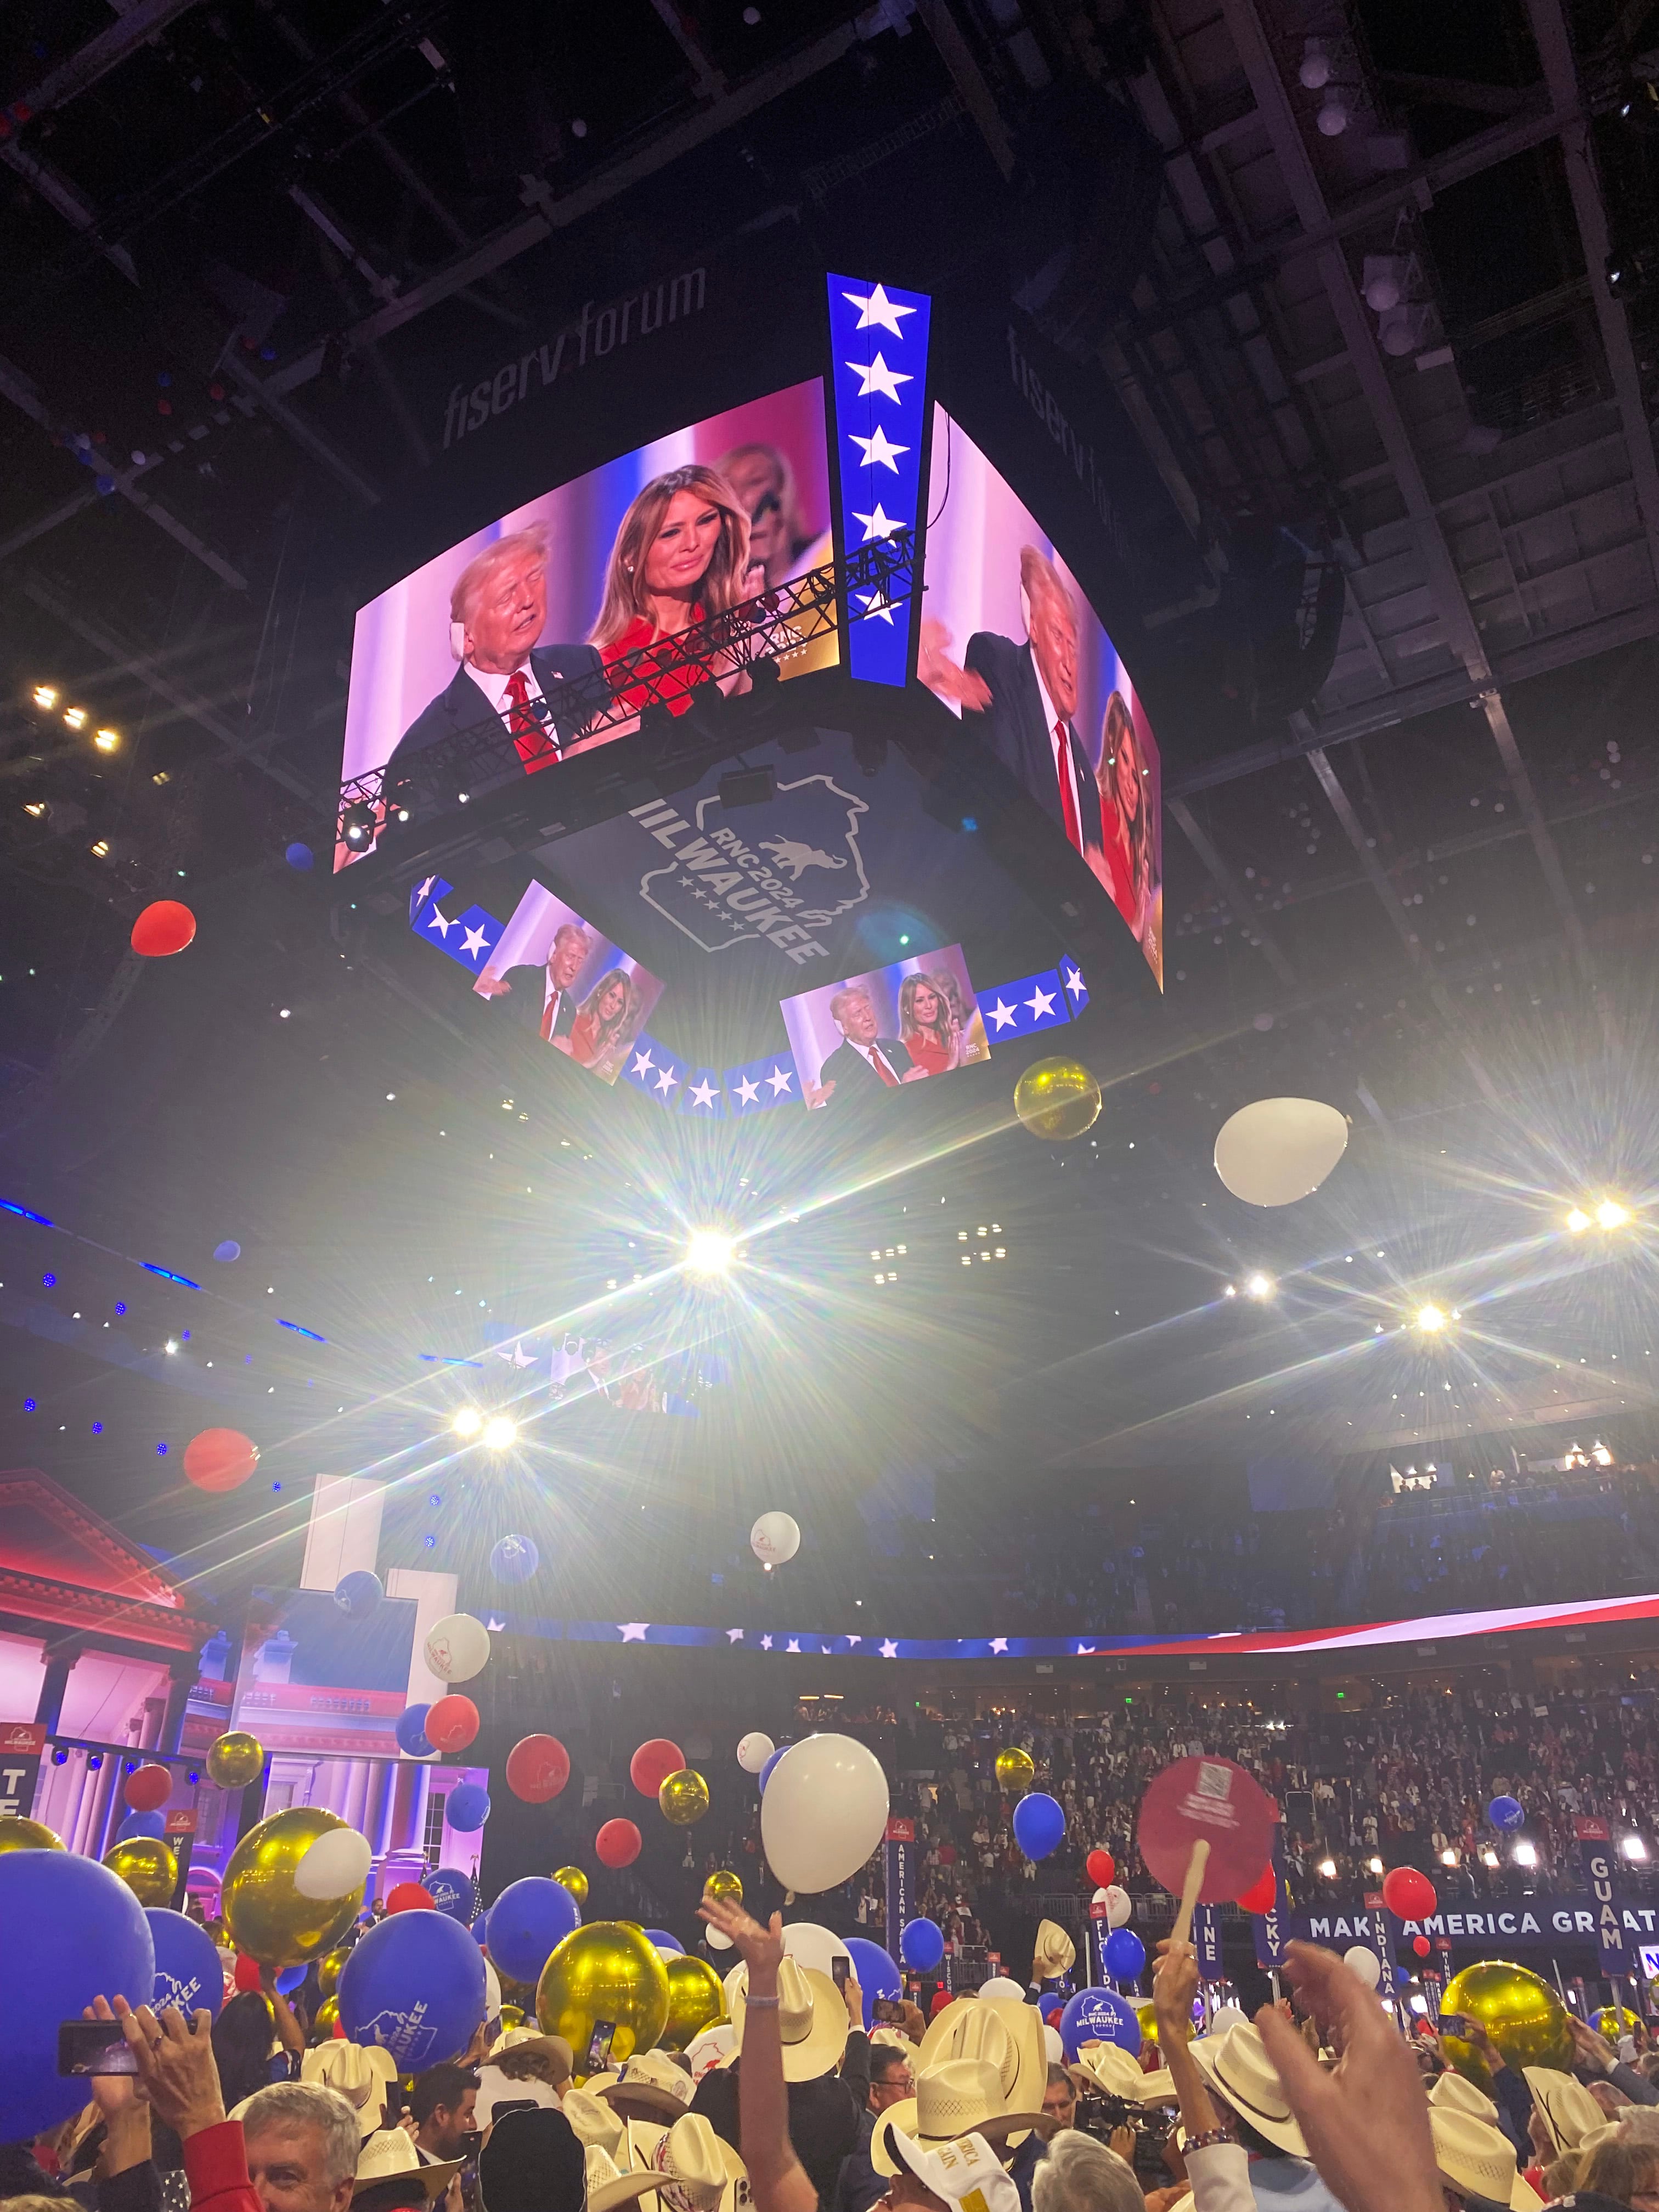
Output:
917,1995,1047,2131
730,1958,849,2084
1430,2071,1500,2121
871,2059,1053,2176
870,2027,920,2063
684,2024,737,2083
352,2129,462,2203
625,2114,750,2212
1032,1922,1076,1982
300,2043,399,2136
1522,2068,1607,2153
595,2050,697,2121
1187,2023,1307,2158
565,2089,627,2161
1081,2045,1173,2104
1429,2107,1544,2211
884,2129,1021,2212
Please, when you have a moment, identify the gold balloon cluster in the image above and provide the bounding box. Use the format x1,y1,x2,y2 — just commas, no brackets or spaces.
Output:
1137,1999,1191,2047
314,1995,340,2037
659,1769,710,1826
0,1815,64,1853
994,1748,1035,1791
318,1945,351,1999
537,1921,669,2078
207,1731,267,1790
660,1954,726,2051
104,1836,178,1907
1440,1962,1573,2091
222,1807,365,1968
704,1869,742,1904
554,1865,589,1906
1013,1058,1102,1141
1597,2004,1640,2040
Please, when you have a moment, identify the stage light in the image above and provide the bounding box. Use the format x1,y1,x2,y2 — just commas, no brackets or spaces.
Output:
94,728,119,751
341,801,377,849
1440,1848,1458,1867
1567,1207,1592,1232
22,801,46,819
1596,1198,1632,1228
452,1406,483,1438
1480,1846,1499,1867
1245,1272,1273,1299
1367,1856,1383,1875
31,685,57,709
1513,1840,1537,1866
1415,1303,1446,1333
1317,1857,1336,1878
482,1414,517,1448
165,1340,178,1355
1623,1834,1649,1861
63,707,87,730
685,1229,736,1277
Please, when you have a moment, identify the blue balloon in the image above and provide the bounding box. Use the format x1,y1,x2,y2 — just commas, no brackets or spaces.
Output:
473,1914,489,1947
0,1852,155,2141
338,1909,487,2070
758,1746,787,1794
646,1929,684,1954
426,1868,478,1923
146,1908,224,2019
1060,1986,1140,2059
334,1570,383,1618
395,1704,435,1758
275,1963,307,1995
212,1240,240,1263
285,843,314,871
1012,1792,1066,1862
1103,1927,1146,1982
486,1876,580,1983
845,1937,902,2026
490,1533,539,1582
900,1916,944,1972
445,1782,491,1833
1488,1795,1525,1832
120,1810,166,1842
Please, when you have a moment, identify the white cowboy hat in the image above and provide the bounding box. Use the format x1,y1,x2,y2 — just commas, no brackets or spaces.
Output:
730,1959,848,2085
565,2088,627,2160
1429,2071,1499,2120
1430,2106,1544,2211
1188,2023,1307,2158
917,1996,1046,2137
871,2059,1053,2176
597,2049,697,2121
300,2043,399,2136
584,2145,663,2212
1082,2045,1161,2101
870,2027,919,2062
885,2129,1020,2212
1032,1922,1075,1981
351,2129,462,2203
1522,2068,1606,2153
684,2024,737,2084
625,2115,749,2212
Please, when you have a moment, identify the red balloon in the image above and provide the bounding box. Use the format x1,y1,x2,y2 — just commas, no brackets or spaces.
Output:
233,1955,263,1993
1046,2006,1063,2026
1381,1866,1437,1922
131,900,196,958
596,1818,642,1869
125,1763,172,1813
387,1882,434,1914
1085,1849,1116,1889
629,1738,685,1797
1413,1936,1431,1957
506,1734,571,1804
426,1695,480,1754
183,1428,259,1493
1237,1866,1277,1916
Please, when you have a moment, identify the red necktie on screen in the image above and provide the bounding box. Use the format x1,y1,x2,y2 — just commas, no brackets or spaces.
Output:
1055,721,1082,854
870,1047,899,1087
504,667,555,771
540,989,561,1042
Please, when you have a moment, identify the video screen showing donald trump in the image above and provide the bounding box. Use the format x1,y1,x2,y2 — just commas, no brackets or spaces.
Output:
337,379,835,866
916,407,1164,989
475,880,665,1087
782,943,989,1109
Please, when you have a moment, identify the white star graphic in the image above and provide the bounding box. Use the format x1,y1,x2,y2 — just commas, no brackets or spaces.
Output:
653,1064,680,1096
843,282,916,336
631,1048,656,1080
618,1622,650,1643
760,1634,773,1651
845,352,912,403
851,501,904,543
1063,963,1085,998
460,923,490,961
846,1635,862,1647
1025,984,1057,1020
766,1064,794,1097
726,1628,744,1644
426,907,455,938
988,998,1017,1031
487,1615,506,1633
848,423,909,472
415,876,436,904
855,589,896,626
689,1077,719,1110
990,1638,1009,1654
786,1639,800,1654
735,1073,760,1107
879,1639,899,1659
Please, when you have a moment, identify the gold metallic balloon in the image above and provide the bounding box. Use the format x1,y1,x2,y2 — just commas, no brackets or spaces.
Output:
1596,2005,1639,2041
207,1731,266,1790
659,1769,710,1826
537,1921,670,2078
660,1954,726,2051
104,1836,178,1908
1441,1962,1572,2091
318,1944,351,1999
554,1865,589,1906
0,1815,64,1853
995,1748,1035,1791
222,1807,364,1968
1136,1999,1191,2047
704,1869,742,1905
498,2004,525,2035
1013,1058,1102,1141
314,1995,340,2036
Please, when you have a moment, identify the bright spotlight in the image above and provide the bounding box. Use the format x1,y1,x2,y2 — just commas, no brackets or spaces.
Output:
94,727,120,752
1415,1303,1446,1333
482,1414,517,1448
1596,1198,1632,1229
685,1229,736,1277
63,707,87,731
31,685,57,710
452,1406,483,1438
1245,1271,1273,1299
1622,1834,1648,1862
1513,1840,1537,1867
1566,1207,1591,1232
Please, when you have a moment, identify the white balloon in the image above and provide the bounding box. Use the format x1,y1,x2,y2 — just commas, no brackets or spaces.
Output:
1208,2004,1248,2033
784,1922,854,1978
1042,2024,1064,2062
1214,1098,1348,1207
424,1612,491,1684
750,1511,801,1566
979,1976,1025,2000
294,1826,374,1901
484,1960,502,2020
706,1925,733,1950
724,1959,746,2008
1103,1884,1132,1929
761,1734,889,1893
737,1732,775,1775
1342,1944,1383,1990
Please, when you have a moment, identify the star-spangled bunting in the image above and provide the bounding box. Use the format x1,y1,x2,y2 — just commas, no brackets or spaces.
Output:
417,885,505,975
622,1032,689,1108
1061,955,1089,1013
724,1051,801,1115
679,1068,725,1119
975,968,1073,1039
827,271,930,686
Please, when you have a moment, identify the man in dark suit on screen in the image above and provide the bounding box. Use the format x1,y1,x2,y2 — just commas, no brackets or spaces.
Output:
918,545,1103,862
811,986,920,1105
383,527,603,797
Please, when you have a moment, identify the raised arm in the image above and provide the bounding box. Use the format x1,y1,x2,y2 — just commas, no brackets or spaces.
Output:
698,1898,819,2212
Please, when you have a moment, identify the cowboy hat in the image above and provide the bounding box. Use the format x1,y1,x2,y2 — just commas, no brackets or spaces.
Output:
489,2026,547,2055
1188,2023,1307,2159
1079,2045,1149,2099
352,2129,461,2203
626,2114,749,2212
1032,1923,1075,1982
1430,2106,1544,2211
684,2024,737,2084
885,2129,1020,2212
917,1996,1046,2132
1522,2068,1607,2152
301,2044,399,2136
597,2050,697,2121
586,2146,669,2212
730,1959,848,2084
870,2027,920,2063
1430,2072,1500,2120
481,2108,653,2212
871,2059,1053,2176
564,2088,626,2160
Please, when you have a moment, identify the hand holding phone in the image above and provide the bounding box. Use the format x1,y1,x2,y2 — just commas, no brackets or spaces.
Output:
59,2020,140,2077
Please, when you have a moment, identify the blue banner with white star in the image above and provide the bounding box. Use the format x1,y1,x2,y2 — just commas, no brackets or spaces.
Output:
827,274,930,686
679,1068,725,1118
410,873,506,975
977,969,1072,1040
622,1032,690,1108
724,1051,802,1115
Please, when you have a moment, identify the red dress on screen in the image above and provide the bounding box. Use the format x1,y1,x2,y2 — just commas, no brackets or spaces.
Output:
602,609,710,717
567,1008,605,1065
904,1031,955,1077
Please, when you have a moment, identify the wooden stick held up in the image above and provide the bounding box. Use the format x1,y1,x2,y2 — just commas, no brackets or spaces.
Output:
1171,1838,1210,1949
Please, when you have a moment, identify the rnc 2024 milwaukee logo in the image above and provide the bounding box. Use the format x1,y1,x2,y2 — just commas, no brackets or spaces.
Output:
630,775,870,963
